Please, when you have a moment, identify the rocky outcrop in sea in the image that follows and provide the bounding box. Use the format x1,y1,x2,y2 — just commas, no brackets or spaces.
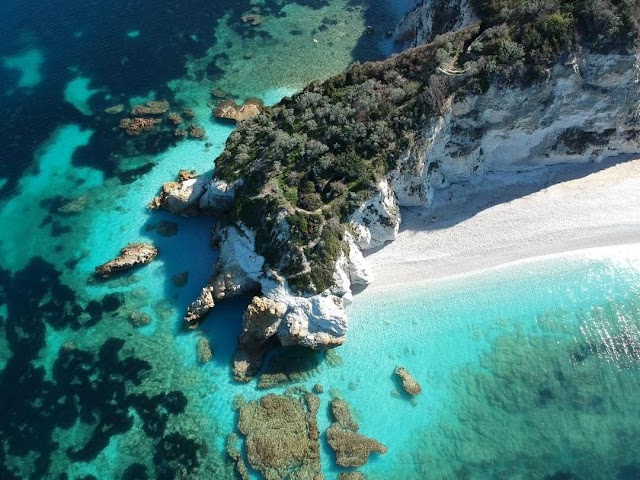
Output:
94,243,158,277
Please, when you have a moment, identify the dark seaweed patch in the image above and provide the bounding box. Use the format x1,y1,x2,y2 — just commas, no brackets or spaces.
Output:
0,259,195,477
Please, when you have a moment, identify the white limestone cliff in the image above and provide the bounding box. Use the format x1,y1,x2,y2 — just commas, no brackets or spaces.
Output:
386,52,639,208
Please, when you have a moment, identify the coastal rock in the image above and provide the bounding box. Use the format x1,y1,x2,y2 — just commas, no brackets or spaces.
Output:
278,294,349,349
214,98,263,123
184,286,215,328
395,366,422,396
349,179,401,250
332,232,372,302
95,243,157,277
232,292,349,381
198,179,239,215
149,176,209,216
326,398,387,468
211,224,263,301
344,232,372,285
236,393,322,479
239,296,288,351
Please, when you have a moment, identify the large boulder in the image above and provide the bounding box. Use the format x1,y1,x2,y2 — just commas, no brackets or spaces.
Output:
395,366,422,396
94,243,157,277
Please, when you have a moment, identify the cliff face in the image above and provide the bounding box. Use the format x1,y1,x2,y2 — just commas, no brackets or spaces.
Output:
395,0,476,46
152,0,639,381
389,52,639,207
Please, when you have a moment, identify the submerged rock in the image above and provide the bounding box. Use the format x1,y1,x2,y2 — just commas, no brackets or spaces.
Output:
226,433,250,480
235,393,322,479
197,337,213,363
326,398,387,468
171,271,188,287
257,347,323,389
94,243,157,278
339,473,365,480
395,366,422,396
57,195,88,214
131,100,170,116
129,310,151,328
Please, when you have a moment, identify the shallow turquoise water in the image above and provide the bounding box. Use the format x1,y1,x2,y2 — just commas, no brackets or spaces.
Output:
1,0,639,478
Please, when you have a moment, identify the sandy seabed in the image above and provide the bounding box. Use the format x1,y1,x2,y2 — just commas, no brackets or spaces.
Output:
364,157,640,289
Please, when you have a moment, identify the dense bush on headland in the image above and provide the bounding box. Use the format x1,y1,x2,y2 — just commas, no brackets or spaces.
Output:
469,0,639,80
213,2,638,294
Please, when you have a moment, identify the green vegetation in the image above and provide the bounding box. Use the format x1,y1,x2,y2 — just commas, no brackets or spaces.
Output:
213,2,638,294
468,0,639,80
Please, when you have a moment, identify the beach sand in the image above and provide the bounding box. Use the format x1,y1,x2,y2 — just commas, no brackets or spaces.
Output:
364,157,640,289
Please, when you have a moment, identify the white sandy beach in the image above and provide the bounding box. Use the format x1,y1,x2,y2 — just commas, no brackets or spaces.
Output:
364,158,640,289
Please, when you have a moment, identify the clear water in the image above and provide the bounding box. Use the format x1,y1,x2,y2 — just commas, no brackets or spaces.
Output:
1,0,639,479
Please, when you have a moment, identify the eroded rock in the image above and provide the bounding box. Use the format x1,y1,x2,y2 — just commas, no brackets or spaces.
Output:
184,286,215,328
226,433,250,480
95,243,157,278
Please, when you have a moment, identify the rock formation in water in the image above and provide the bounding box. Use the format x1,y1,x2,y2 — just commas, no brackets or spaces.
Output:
326,398,387,468
235,392,322,479
94,243,158,277
395,367,422,396
153,0,640,376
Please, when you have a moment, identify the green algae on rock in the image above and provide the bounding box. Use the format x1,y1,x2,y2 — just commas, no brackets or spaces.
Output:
235,392,322,480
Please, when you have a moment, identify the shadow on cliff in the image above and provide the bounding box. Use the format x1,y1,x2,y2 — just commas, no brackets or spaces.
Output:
384,153,638,240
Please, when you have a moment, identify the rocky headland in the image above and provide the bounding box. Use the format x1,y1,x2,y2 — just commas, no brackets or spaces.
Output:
152,0,639,379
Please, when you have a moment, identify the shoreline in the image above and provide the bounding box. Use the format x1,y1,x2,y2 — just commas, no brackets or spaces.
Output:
361,158,640,291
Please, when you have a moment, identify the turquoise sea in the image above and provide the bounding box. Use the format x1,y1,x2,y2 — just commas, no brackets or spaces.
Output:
1,0,639,478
